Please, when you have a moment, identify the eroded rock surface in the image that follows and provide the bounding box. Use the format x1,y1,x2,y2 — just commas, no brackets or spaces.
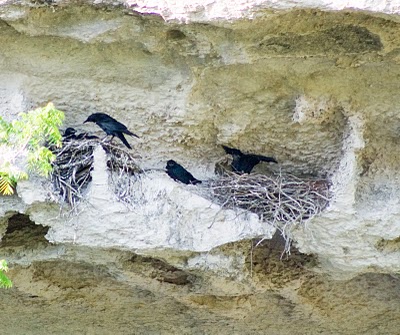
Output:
1,216,400,334
2,0,400,333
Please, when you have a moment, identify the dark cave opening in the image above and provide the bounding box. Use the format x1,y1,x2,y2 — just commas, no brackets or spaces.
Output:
1,213,49,248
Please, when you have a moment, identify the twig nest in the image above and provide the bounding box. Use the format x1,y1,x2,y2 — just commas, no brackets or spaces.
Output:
207,171,331,254
50,139,142,207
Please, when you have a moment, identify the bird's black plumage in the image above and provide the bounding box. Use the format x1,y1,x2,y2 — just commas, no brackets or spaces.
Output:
63,127,78,140
166,160,202,185
222,145,277,174
63,127,99,141
83,113,139,149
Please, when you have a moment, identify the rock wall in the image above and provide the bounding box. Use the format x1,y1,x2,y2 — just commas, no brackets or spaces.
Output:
2,1,400,333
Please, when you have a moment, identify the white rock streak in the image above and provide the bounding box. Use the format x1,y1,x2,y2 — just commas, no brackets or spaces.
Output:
128,0,400,22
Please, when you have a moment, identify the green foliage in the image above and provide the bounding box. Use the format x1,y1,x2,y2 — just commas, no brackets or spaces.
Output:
0,260,12,289
0,103,64,195
0,172,19,195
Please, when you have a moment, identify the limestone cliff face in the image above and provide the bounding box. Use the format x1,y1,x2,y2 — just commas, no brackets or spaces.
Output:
1,1,400,334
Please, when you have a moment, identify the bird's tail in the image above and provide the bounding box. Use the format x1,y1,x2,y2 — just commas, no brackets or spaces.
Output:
191,179,202,185
117,133,132,149
124,129,140,138
258,155,278,163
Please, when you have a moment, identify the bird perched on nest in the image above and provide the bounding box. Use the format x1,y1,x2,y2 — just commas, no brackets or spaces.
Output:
222,145,278,174
63,127,98,141
62,127,78,141
83,113,139,149
166,160,202,185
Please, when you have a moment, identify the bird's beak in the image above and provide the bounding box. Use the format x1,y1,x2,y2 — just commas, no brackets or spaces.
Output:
83,119,89,124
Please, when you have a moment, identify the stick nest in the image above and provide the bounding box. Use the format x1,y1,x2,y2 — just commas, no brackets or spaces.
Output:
50,139,142,209
207,171,331,254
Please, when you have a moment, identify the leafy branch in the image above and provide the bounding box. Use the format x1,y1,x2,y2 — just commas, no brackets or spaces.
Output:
0,103,64,195
0,260,12,289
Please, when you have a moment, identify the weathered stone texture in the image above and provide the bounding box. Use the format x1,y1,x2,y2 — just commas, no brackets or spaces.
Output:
2,1,400,333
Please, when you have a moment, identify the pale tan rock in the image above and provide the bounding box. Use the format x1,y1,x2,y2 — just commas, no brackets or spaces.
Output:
1,1,400,333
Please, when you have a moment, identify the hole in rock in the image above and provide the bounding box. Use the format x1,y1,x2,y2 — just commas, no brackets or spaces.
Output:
375,236,400,253
125,254,193,286
166,29,186,40
1,213,49,248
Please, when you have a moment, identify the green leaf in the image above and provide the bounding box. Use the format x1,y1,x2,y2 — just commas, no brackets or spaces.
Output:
0,259,9,271
0,174,16,195
0,272,12,288
0,260,12,289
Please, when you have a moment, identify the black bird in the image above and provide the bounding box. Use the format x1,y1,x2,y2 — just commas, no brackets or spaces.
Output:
166,160,202,185
222,145,278,174
63,127,78,140
83,113,139,149
63,127,99,141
